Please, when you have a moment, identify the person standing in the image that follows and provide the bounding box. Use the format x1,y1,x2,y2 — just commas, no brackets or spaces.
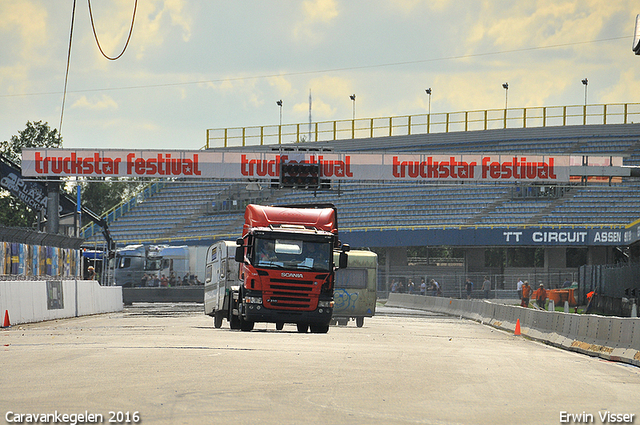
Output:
482,276,491,299
464,278,474,299
420,278,427,296
536,284,548,310
517,278,524,300
521,281,532,307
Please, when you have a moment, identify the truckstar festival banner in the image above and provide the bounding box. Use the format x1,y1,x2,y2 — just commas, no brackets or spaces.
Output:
21,148,618,183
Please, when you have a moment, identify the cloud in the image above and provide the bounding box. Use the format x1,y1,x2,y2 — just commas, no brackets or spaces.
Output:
268,76,294,97
293,0,339,43
467,0,628,50
0,1,48,58
293,97,336,121
71,95,118,110
130,0,192,59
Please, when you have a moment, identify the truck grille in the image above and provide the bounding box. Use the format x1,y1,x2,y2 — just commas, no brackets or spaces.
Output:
265,278,315,310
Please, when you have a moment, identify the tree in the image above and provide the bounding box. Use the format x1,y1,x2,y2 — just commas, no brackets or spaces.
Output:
79,178,142,226
0,121,62,228
0,121,62,165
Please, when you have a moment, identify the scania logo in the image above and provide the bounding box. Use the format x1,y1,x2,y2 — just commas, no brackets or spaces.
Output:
281,272,304,278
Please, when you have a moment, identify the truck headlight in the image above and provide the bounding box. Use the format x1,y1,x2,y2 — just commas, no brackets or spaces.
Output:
245,296,263,304
318,300,334,308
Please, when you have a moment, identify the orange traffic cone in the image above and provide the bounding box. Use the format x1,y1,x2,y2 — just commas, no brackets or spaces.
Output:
2,310,10,328
514,318,521,336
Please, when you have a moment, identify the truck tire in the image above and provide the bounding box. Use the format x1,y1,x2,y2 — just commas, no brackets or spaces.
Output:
356,317,364,328
310,324,329,334
229,307,241,330
240,320,254,332
276,322,284,331
214,312,223,329
296,323,309,333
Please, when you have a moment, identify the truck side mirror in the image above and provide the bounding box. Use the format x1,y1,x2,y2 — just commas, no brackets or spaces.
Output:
235,246,245,264
339,251,348,269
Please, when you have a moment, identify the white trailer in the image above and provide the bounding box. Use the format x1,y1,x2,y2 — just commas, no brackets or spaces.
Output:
204,241,240,328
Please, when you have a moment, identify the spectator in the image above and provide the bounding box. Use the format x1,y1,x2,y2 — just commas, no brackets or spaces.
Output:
86,266,96,280
390,280,399,293
420,278,427,296
465,278,474,299
482,276,491,299
517,278,524,299
521,281,532,307
407,279,415,294
430,279,440,297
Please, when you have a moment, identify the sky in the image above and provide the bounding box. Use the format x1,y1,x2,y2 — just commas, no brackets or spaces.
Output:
1,0,639,151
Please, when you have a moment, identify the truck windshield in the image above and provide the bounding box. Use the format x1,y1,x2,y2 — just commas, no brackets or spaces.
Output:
145,257,162,271
253,237,332,272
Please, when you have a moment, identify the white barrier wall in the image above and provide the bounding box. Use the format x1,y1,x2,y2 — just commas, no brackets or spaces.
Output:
387,293,640,367
0,280,123,326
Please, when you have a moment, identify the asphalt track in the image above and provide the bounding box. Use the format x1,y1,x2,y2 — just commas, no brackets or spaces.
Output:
1,303,639,425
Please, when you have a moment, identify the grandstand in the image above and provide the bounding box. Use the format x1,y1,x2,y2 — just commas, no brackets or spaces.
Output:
85,123,640,242
82,122,640,294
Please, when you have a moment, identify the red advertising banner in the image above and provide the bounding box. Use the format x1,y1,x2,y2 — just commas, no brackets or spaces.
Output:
21,148,619,183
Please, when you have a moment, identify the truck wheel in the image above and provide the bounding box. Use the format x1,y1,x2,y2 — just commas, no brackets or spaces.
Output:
214,312,223,329
229,308,241,330
356,317,364,328
276,322,284,331
240,320,254,331
296,323,309,333
310,324,329,334
338,318,349,326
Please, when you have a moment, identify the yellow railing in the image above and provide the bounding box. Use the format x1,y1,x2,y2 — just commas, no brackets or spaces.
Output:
205,103,640,149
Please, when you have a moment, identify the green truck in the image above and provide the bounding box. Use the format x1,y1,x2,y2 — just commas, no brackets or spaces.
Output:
333,250,378,327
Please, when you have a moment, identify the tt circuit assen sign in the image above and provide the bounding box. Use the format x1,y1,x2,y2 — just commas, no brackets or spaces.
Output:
20,149,621,183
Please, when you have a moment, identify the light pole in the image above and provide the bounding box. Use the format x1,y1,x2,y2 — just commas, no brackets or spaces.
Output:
349,94,356,120
502,82,509,110
276,100,283,126
425,88,432,115
581,78,588,105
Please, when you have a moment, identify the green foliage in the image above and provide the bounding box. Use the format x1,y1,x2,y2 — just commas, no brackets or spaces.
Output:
0,121,62,228
0,195,35,227
0,121,62,165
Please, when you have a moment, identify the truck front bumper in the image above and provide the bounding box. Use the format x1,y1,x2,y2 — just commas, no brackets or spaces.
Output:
243,303,333,325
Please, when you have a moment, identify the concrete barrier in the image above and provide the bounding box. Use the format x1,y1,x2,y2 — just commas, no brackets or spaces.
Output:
0,280,122,326
387,293,640,367
122,287,204,304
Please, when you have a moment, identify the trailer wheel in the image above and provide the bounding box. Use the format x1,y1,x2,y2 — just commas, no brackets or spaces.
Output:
276,322,284,331
214,312,223,329
356,317,364,328
296,323,309,333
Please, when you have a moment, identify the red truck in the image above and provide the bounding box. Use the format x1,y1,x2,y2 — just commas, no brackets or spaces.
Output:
231,203,349,333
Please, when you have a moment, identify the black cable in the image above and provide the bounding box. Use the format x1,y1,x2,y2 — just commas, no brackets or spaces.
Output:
59,0,77,135
88,0,137,61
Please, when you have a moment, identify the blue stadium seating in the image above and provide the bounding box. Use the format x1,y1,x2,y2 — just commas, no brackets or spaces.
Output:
85,125,640,246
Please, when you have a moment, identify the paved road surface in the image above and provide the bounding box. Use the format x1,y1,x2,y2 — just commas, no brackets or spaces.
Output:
1,304,639,425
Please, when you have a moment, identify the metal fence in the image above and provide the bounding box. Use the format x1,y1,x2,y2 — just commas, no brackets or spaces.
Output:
580,263,640,310
206,102,640,148
377,270,579,300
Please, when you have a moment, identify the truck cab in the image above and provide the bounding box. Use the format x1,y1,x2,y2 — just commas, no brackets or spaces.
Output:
206,203,348,333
